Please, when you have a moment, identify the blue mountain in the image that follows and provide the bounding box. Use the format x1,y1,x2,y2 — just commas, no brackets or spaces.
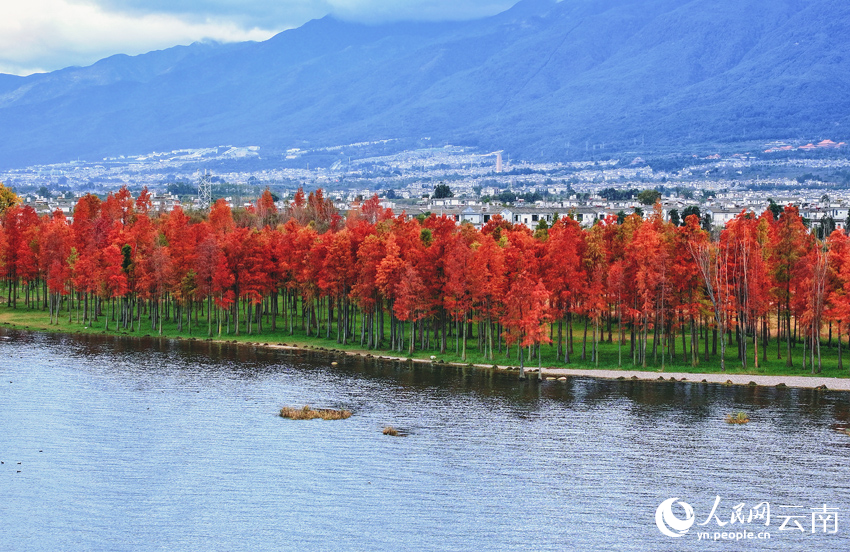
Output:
1,0,848,168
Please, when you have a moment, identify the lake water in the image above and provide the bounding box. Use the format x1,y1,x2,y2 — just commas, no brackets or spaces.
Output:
2,329,850,551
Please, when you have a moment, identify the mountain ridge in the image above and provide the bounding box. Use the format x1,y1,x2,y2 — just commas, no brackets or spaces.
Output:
1,0,848,168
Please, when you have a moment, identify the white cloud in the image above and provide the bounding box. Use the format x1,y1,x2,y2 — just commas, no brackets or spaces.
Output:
327,0,511,22
0,0,278,75
0,0,515,75
80,0,511,27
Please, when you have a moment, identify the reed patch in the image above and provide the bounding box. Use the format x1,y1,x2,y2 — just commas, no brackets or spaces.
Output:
725,411,750,424
280,405,352,420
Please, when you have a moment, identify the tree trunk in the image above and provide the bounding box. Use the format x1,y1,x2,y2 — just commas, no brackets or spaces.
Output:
786,301,792,367
461,313,467,361
518,340,525,379
581,316,588,361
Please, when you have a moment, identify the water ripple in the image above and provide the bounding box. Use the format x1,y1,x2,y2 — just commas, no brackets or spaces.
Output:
1,329,848,551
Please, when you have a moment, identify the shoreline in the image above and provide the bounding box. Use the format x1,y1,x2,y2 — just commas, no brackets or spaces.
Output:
3,321,847,391
327,350,850,391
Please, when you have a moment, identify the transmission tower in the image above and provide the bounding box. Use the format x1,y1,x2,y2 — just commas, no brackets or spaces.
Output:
197,170,212,210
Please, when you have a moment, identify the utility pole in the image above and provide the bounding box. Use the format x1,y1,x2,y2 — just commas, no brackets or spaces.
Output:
197,170,212,210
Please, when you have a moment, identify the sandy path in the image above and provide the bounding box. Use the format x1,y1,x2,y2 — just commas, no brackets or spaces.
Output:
260,342,850,391
530,367,849,390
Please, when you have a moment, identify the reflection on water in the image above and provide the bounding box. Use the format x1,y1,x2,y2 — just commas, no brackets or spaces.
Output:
1,329,849,551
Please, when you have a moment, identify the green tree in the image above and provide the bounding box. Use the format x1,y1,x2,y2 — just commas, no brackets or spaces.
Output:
819,216,836,239
121,244,133,273
0,182,21,216
616,210,627,224
637,189,662,205
166,181,196,196
419,228,433,246
682,205,701,222
433,183,453,199
534,218,549,240
767,199,782,219
669,208,681,227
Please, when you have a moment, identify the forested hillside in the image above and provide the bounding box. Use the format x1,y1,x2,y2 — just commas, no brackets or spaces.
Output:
1,0,849,167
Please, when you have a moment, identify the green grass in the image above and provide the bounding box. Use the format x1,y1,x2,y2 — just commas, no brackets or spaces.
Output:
1,301,849,379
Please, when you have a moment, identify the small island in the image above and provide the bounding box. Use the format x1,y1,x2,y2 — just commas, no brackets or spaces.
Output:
279,405,352,420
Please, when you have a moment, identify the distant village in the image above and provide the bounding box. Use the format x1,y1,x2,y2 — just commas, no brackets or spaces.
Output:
16,185,849,237
4,138,850,233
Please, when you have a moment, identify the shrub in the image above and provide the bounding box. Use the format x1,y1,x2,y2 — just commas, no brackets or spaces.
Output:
725,411,750,424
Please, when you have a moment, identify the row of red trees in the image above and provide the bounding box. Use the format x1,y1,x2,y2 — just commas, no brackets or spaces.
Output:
0,186,844,375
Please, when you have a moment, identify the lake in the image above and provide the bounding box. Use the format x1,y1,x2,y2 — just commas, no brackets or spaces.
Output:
2,329,849,551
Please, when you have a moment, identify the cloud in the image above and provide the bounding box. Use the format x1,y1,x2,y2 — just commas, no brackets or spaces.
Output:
89,0,332,28
0,0,278,75
87,0,512,27
0,0,514,75
327,0,513,23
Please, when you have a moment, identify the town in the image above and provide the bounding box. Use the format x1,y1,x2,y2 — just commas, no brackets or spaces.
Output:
2,138,850,233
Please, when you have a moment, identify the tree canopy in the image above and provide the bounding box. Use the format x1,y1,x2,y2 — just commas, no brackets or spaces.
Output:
0,187,844,375
433,183,454,199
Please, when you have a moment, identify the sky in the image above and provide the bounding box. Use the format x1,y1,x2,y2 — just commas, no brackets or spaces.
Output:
0,0,514,76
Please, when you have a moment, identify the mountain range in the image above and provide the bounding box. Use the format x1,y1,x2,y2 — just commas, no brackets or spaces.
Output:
1,0,849,168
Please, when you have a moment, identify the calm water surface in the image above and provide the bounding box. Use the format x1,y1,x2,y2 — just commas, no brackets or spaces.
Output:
2,329,850,551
